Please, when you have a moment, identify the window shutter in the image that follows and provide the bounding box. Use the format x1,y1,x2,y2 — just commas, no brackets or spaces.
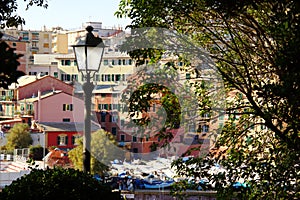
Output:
57,136,60,145
65,136,69,145
72,136,75,144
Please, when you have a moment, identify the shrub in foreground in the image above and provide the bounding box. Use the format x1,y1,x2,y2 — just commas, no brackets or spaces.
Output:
0,167,119,200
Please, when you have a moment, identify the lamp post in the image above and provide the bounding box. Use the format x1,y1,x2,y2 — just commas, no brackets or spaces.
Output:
42,127,46,170
72,26,105,173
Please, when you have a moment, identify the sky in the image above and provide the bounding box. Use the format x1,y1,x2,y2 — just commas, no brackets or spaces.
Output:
16,0,131,30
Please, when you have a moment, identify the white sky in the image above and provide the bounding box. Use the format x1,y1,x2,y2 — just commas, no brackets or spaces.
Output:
16,0,131,30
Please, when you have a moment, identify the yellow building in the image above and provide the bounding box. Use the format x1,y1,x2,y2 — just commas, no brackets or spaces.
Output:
52,33,68,54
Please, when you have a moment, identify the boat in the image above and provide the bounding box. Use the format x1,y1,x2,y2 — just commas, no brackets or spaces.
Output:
143,180,175,189
139,174,175,189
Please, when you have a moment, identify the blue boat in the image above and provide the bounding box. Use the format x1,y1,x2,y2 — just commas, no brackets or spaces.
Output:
143,180,175,189
138,174,175,189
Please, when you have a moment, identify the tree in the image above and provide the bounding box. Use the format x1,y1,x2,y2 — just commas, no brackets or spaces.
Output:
68,129,124,176
0,0,48,28
0,0,48,89
29,145,48,160
6,123,32,150
117,0,300,199
0,167,119,200
0,38,25,89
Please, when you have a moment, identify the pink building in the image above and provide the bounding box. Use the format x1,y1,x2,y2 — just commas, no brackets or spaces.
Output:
33,91,84,123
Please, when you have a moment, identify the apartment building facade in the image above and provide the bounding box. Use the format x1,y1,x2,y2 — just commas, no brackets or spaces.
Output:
3,28,52,64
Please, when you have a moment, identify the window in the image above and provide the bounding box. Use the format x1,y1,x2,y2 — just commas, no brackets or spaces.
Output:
57,134,68,146
101,94,106,98
104,75,111,81
202,125,209,133
63,104,73,111
189,124,196,132
100,112,106,122
186,73,191,79
218,114,225,120
63,118,70,122
95,74,100,81
115,74,121,81
54,72,58,78
43,43,49,48
120,134,125,142
103,60,109,65
118,59,122,65
122,59,126,65
202,113,210,118
112,127,117,135
112,115,118,122
218,123,224,130
72,135,81,145
71,75,78,81
32,41,38,47
133,148,138,153
128,59,132,65
112,60,115,65
61,60,71,66
178,61,183,66
61,74,71,81
152,104,156,112
121,119,125,126
132,136,137,142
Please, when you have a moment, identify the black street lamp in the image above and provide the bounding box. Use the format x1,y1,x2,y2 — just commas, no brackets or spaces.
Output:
72,26,105,173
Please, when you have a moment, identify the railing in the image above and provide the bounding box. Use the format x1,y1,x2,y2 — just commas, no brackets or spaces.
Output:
14,148,29,163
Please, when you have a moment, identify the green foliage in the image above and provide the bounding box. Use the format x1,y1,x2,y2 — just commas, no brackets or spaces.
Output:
0,40,25,89
29,145,48,160
0,0,48,88
117,0,300,199
0,0,48,28
0,167,119,200
6,123,32,150
68,129,124,176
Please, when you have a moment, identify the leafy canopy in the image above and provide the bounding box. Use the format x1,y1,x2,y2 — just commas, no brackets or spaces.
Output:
68,129,124,176
6,123,32,150
117,0,300,199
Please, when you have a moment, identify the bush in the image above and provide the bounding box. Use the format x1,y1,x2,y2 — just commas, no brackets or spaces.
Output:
29,145,48,160
0,168,120,200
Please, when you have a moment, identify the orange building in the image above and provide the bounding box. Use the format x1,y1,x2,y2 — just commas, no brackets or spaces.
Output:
1,33,28,74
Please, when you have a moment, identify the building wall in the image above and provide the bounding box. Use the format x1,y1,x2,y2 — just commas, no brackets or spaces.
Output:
5,40,28,74
52,34,68,54
47,131,81,149
33,92,84,123
3,29,53,65
27,65,59,78
17,76,73,100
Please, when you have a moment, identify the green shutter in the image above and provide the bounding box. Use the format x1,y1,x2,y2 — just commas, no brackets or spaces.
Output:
57,136,60,145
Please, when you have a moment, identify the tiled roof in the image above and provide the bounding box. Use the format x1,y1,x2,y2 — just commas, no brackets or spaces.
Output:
38,122,101,132
18,90,63,103
10,75,37,88
0,33,19,41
